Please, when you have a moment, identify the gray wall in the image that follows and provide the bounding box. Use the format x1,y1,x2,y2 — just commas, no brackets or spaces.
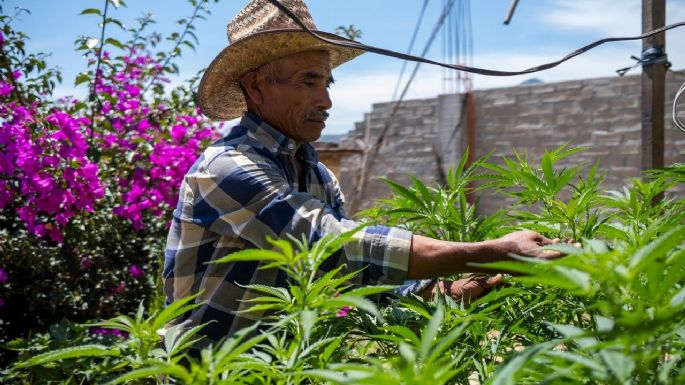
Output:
339,98,441,213
338,71,685,214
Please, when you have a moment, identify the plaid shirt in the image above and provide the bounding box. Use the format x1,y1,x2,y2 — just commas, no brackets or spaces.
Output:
163,113,425,344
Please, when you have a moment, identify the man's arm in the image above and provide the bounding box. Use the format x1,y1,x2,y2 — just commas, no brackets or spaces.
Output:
407,231,558,279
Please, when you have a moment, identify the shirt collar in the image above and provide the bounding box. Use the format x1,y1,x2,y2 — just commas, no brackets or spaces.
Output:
239,113,319,164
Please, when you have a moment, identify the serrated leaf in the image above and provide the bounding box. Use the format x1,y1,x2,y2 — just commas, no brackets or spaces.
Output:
629,225,685,271
342,285,396,297
14,344,120,368
300,309,317,342
327,295,380,319
419,305,443,359
599,349,634,383
212,249,286,265
383,325,420,346
486,342,554,385
103,363,190,385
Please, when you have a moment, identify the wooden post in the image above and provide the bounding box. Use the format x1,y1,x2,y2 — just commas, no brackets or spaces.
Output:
465,90,476,204
641,0,666,175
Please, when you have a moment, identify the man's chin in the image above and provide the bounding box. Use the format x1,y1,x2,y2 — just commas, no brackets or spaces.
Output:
302,124,325,143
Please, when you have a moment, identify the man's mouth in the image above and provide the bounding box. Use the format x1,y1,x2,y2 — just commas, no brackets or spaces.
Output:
306,111,329,123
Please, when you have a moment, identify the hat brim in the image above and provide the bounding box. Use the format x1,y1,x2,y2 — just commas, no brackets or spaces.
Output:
198,29,364,121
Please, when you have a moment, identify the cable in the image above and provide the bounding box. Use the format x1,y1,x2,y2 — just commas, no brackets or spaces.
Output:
674,79,685,133
265,0,685,77
391,0,430,101
392,0,457,117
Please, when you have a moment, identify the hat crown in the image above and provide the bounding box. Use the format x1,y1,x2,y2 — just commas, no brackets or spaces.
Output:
228,0,317,43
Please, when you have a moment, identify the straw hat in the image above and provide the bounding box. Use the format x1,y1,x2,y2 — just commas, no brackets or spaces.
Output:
198,0,364,120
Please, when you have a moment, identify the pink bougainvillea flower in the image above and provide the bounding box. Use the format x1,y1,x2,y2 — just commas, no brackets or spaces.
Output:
336,306,350,317
0,82,14,97
129,264,144,279
47,225,64,243
0,268,8,285
80,257,91,270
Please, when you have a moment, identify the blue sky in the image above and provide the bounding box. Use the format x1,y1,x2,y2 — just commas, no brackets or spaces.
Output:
4,0,685,134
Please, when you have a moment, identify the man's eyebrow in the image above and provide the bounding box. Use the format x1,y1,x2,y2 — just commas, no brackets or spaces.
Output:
301,71,334,84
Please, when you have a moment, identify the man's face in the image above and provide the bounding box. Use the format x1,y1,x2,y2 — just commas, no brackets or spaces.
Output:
246,50,333,143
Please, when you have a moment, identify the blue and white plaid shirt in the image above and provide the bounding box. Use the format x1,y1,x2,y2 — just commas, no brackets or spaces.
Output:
163,113,429,343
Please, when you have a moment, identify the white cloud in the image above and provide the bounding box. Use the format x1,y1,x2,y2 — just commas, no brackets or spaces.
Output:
472,45,641,88
541,0,643,36
540,0,685,50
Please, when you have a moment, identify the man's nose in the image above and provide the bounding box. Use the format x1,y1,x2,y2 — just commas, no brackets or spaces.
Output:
316,86,332,110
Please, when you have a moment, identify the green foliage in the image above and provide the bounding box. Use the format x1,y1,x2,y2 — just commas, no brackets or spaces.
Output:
360,150,509,242
0,8,63,103
483,226,685,384
335,25,362,41
478,144,606,240
1,3,684,381
213,232,391,320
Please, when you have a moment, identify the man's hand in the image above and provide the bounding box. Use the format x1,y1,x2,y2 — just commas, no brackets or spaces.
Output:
491,230,563,261
419,274,504,305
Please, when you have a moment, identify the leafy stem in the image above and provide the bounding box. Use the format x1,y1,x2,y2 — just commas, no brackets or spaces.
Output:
88,0,110,154
141,0,206,95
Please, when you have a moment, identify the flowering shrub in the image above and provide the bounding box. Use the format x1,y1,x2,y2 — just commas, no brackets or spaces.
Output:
0,2,220,364
0,103,103,242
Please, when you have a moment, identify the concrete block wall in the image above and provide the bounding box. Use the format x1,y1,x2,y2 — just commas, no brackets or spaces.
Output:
471,71,685,214
337,71,685,215
338,98,443,212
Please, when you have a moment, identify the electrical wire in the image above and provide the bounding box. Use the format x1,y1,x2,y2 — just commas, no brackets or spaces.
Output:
674,80,685,133
392,0,457,116
264,0,685,77
391,0,430,101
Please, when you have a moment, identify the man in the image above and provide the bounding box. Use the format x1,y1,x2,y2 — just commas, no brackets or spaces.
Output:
164,0,559,345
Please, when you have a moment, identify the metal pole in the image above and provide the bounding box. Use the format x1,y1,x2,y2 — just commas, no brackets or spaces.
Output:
641,0,666,175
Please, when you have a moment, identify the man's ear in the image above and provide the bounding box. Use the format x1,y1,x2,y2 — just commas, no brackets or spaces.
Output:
240,71,264,106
